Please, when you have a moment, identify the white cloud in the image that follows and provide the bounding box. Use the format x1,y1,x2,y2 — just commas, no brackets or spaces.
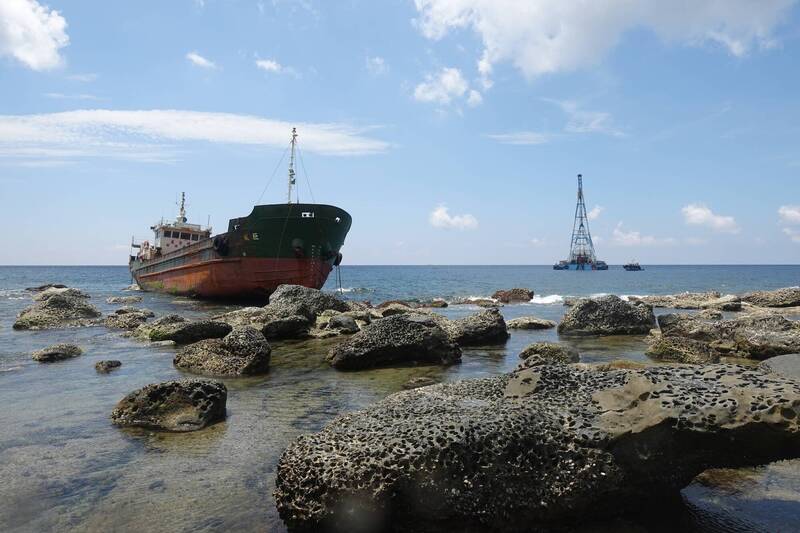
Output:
366,56,388,75
186,51,216,69
682,203,739,233
612,222,676,246
545,99,624,137
414,67,481,108
44,92,98,100
255,58,282,72
0,0,69,70
66,73,97,82
488,131,549,145
587,205,604,220
530,238,546,247
429,205,478,230
414,0,795,86
783,227,800,243
0,109,390,164
778,205,800,224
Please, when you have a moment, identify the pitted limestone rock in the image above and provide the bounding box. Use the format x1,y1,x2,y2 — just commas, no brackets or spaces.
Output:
653,312,800,360
742,287,800,308
14,288,101,330
275,364,800,531
213,307,310,339
32,343,82,362
447,307,509,346
507,316,557,330
633,291,741,311
326,313,462,370
517,342,579,369
147,319,232,344
134,314,187,339
111,379,227,432
267,284,350,320
558,295,656,336
491,288,534,303
106,295,143,304
174,326,271,376
105,307,155,329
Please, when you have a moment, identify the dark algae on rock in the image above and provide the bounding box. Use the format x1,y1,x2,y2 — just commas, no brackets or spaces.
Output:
275,364,800,532
558,295,655,336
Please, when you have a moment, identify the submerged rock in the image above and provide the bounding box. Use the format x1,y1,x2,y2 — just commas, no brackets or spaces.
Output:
558,295,656,336
106,295,143,304
492,288,534,303
275,364,800,531
268,284,350,320
31,343,82,362
507,316,557,330
517,342,579,368
402,376,440,390
147,319,232,344
742,287,800,308
646,335,721,364
95,360,122,373
326,314,461,370
174,326,271,376
111,379,227,432
14,289,101,330
25,283,67,292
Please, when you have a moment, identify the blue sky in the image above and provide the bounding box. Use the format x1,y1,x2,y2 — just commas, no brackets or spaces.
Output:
1,0,799,265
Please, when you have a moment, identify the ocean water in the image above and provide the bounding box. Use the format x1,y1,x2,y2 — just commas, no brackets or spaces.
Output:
1,264,799,532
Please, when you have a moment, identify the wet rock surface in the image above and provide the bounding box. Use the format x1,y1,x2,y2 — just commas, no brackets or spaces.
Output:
742,287,800,308
147,319,232,344
759,354,800,380
646,335,721,364
326,313,462,370
105,307,154,329
652,312,800,360
31,343,82,362
507,316,557,330
517,342,579,368
402,376,440,390
25,283,67,292
95,360,122,373
111,379,227,432
106,295,143,304
13,288,101,330
275,364,800,531
133,314,187,339
558,295,656,336
174,326,271,376
492,288,534,303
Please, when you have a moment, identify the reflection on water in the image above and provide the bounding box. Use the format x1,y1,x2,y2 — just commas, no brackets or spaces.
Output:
1,269,799,531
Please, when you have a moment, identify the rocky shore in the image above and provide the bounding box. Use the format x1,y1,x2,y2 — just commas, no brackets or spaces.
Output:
8,280,800,531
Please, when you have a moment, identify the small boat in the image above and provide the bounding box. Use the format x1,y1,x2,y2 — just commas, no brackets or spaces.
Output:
129,128,352,300
623,261,644,271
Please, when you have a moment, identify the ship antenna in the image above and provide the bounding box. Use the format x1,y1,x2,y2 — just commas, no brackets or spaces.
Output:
287,127,297,204
178,192,187,223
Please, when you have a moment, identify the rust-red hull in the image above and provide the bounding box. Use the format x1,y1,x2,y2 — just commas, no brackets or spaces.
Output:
134,257,333,300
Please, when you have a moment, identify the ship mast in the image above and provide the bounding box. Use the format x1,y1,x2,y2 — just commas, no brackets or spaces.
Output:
177,192,187,224
287,127,297,204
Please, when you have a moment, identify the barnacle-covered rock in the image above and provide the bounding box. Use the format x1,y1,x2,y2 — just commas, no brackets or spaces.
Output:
147,319,232,344
275,364,800,531
517,342,579,368
31,343,82,362
491,288,534,303
742,287,800,308
326,314,461,370
105,307,155,329
558,295,656,336
14,288,101,330
111,379,226,432
507,316,557,330
174,326,271,376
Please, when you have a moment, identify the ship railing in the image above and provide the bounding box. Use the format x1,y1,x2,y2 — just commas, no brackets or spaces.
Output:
143,235,216,266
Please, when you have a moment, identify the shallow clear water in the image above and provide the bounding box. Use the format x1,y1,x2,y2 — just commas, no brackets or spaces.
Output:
1,265,799,532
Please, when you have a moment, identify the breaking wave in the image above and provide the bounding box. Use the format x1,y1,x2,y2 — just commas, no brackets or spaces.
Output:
530,294,564,305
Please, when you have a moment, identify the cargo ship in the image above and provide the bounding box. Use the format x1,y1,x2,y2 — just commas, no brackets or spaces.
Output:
129,128,352,300
553,174,608,271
